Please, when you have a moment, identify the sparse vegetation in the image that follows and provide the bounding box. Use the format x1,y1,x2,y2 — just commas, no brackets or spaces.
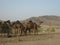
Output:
51,27,55,32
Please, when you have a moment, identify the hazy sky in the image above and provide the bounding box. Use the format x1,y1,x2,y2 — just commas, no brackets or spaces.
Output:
0,0,60,21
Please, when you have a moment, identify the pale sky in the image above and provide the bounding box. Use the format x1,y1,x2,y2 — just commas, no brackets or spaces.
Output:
0,0,60,21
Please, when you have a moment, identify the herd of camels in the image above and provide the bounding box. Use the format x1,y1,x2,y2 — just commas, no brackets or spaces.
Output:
0,20,43,37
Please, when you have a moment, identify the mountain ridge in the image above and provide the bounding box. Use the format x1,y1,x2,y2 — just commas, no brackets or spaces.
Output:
23,15,60,26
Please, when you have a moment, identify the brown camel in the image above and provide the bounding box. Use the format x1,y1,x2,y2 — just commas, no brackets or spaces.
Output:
23,20,38,35
11,20,25,36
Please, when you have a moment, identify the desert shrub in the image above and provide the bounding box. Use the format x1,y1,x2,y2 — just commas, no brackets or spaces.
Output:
45,27,55,32
38,28,44,32
51,27,55,32
45,30,48,32
45,28,50,32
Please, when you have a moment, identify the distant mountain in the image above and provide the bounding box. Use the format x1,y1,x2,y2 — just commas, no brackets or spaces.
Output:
23,15,60,26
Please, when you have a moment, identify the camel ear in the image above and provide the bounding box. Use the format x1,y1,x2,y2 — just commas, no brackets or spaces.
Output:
29,20,32,22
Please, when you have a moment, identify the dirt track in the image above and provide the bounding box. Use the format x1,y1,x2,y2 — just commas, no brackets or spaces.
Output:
0,32,60,45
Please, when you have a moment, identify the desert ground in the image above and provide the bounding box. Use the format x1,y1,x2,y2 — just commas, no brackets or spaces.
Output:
0,25,60,45
0,32,60,45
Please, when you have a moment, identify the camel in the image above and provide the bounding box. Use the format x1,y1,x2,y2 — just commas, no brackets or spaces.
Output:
11,20,25,36
1,20,12,37
23,20,38,35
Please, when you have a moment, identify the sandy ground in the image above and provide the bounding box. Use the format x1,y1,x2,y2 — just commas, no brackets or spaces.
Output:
0,32,60,45
6,39,60,45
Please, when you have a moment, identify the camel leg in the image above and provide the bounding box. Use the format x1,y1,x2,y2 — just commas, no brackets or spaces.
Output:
29,29,31,35
20,30,22,36
24,29,27,35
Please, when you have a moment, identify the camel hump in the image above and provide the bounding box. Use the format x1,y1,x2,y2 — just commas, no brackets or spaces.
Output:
29,20,32,23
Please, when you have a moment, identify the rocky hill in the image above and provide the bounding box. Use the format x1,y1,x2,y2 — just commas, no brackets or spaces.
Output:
23,15,60,26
